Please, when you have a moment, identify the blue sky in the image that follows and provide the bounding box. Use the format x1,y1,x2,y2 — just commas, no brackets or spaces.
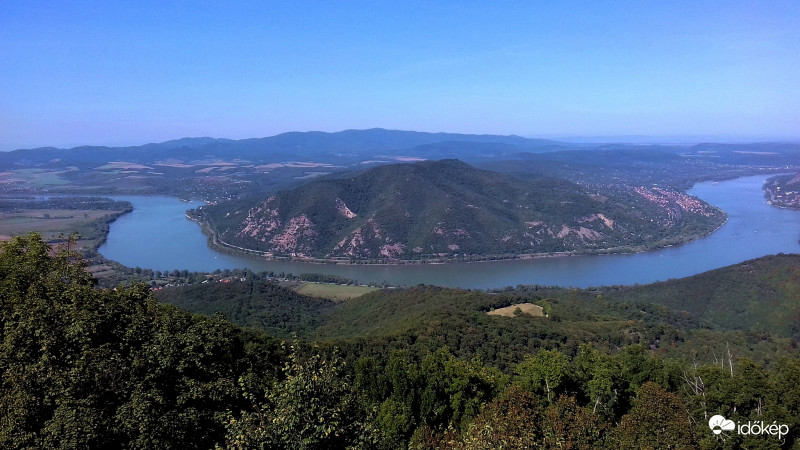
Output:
1,1,799,150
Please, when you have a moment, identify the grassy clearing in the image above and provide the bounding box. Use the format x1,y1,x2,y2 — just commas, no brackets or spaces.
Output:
294,282,378,302
487,303,545,317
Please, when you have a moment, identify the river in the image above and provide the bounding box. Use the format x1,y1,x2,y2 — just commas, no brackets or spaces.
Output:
98,175,800,289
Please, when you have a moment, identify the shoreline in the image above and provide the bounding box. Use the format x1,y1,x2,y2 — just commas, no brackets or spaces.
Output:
5,190,730,269
187,207,728,267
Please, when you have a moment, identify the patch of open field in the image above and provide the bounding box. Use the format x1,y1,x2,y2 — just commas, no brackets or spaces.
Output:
2,169,72,186
0,209,118,250
95,161,153,170
294,282,378,302
0,209,111,233
487,303,545,317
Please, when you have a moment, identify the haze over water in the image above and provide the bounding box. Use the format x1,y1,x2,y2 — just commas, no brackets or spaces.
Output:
99,175,800,289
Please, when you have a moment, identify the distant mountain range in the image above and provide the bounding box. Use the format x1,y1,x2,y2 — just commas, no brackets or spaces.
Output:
195,159,725,261
5,128,797,169
2,127,798,211
0,128,569,167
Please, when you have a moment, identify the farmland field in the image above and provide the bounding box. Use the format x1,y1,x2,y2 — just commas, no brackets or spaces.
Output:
0,209,121,250
0,195,132,256
294,282,379,301
0,209,113,233
0,168,74,187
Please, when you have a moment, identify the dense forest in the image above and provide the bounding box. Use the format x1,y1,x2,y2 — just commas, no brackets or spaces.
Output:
155,280,336,338
2,233,800,448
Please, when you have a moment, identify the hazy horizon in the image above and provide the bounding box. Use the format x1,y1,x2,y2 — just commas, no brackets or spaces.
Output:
2,1,799,151
4,128,800,152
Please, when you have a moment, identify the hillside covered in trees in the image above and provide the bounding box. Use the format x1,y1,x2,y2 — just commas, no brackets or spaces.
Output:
2,233,800,448
196,159,725,262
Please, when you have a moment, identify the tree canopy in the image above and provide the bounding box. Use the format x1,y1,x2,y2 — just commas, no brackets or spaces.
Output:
2,233,799,448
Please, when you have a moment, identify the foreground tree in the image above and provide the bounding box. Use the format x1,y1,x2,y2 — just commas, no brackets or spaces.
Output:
0,233,259,448
452,385,543,448
514,349,570,402
222,341,379,449
611,382,696,449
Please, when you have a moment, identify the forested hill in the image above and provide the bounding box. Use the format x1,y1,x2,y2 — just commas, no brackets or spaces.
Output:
197,159,725,261
154,253,800,369
594,253,800,338
4,233,800,448
153,280,335,338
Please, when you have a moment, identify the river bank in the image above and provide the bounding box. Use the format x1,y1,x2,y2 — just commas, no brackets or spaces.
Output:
98,176,800,289
186,205,727,266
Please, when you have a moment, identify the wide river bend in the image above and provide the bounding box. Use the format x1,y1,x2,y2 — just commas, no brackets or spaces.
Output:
99,175,800,289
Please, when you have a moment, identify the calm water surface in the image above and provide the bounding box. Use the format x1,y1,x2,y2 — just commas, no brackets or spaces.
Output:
98,175,800,289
